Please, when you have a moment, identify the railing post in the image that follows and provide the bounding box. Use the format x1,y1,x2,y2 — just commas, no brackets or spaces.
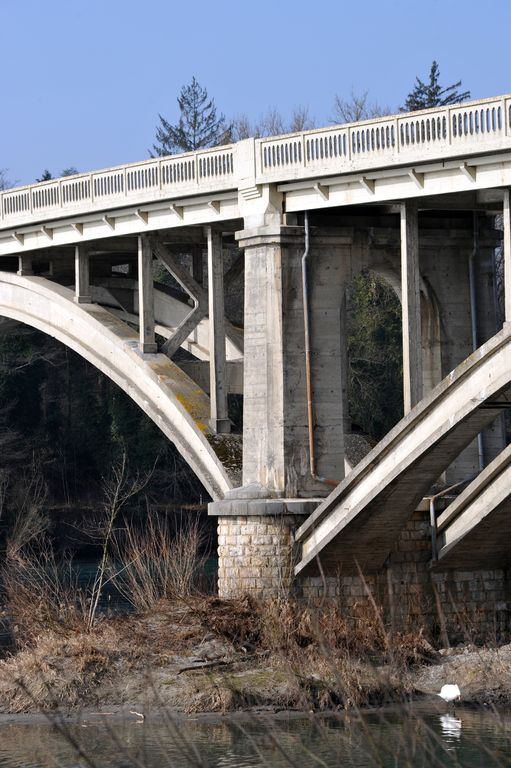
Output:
138,234,157,353
74,244,92,304
207,226,230,433
401,200,422,412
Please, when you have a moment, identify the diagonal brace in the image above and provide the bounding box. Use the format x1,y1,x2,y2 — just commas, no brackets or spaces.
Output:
149,236,208,358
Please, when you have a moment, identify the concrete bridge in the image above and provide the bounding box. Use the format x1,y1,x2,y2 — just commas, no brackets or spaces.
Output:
2,93,511,610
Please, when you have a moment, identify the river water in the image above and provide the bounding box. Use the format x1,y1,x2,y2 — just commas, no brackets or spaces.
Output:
0,704,510,767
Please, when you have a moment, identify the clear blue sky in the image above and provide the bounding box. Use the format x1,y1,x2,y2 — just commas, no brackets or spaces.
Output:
1,0,510,186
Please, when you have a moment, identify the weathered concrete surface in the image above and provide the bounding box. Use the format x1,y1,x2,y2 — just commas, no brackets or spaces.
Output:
0,272,240,499
237,224,348,497
436,442,511,569
295,327,511,576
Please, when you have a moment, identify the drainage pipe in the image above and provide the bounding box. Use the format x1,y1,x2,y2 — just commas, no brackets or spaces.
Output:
468,212,485,471
302,212,338,487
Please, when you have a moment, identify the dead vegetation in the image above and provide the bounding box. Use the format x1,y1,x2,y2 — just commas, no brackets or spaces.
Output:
0,472,506,716
0,590,437,715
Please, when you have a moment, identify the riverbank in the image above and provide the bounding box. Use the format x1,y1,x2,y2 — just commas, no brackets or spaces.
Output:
1,596,510,716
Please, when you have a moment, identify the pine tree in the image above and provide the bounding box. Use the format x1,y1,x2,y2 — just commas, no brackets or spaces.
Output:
402,61,470,112
0,168,10,190
152,77,229,156
36,170,53,182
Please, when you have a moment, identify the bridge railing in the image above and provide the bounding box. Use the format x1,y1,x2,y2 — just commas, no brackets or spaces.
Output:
1,95,510,229
0,145,235,228
255,95,511,181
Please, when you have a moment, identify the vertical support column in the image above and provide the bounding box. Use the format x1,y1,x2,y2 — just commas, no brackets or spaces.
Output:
400,201,422,413
504,189,511,324
74,244,92,304
137,234,157,354
207,227,230,433
17,256,33,276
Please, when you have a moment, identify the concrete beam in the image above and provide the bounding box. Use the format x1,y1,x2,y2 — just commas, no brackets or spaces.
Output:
17,256,33,276
137,234,157,353
400,201,422,412
74,244,92,304
150,237,208,359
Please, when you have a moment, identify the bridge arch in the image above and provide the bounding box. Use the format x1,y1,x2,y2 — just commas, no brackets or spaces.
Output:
344,262,443,441
0,272,237,500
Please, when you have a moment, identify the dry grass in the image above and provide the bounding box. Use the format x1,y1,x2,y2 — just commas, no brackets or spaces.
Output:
3,545,87,644
109,514,207,612
188,594,438,710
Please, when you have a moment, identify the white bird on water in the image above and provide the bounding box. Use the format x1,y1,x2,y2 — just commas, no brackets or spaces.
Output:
438,684,461,709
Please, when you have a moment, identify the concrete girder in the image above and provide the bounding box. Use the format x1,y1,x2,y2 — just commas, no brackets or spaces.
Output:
435,441,511,569
295,326,511,575
0,272,240,499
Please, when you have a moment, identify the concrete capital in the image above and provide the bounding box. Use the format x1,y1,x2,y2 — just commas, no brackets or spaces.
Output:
235,224,304,250
208,496,321,517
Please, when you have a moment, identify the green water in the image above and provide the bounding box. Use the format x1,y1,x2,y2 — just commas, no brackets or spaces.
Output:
0,705,510,767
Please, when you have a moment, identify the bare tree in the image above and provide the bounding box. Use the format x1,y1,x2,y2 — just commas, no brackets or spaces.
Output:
256,107,286,137
231,105,316,140
289,105,315,132
86,452,152,630
332,90,391,124
230,113,253,141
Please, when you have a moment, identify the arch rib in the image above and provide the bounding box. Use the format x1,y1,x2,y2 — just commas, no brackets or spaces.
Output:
0,273,237,500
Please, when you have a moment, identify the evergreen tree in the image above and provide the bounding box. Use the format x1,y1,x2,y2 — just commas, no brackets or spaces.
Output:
152,77,229,156
36,170,53,182
0,168,11,190
402,61,470,112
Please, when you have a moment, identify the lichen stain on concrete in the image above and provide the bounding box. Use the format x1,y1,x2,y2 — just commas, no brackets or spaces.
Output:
207,434,243,481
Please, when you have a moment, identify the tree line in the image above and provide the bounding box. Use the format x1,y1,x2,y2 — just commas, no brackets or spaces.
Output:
152,61,470,155
0,61,469,189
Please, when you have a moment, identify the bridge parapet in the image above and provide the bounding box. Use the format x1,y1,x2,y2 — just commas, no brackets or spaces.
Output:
1,94,510,232
0,145,235,228
257,94,511,183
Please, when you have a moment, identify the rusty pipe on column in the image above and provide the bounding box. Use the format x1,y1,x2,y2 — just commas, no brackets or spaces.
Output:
468,211,485,471
302,211,338,488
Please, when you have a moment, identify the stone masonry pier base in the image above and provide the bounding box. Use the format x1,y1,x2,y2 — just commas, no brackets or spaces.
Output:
209,484,318,598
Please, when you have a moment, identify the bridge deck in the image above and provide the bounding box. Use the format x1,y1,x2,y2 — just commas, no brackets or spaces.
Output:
1,94,510,257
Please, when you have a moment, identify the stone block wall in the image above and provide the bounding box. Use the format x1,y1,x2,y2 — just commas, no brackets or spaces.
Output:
298,509,511,644
217,515,296,598
216,508,511,642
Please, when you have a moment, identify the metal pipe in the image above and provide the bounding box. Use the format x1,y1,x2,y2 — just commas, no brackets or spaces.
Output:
468,211,485,471
302,211,338,487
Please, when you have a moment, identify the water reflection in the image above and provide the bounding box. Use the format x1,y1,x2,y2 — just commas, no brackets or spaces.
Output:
0,705,510,767
440,713,462,740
